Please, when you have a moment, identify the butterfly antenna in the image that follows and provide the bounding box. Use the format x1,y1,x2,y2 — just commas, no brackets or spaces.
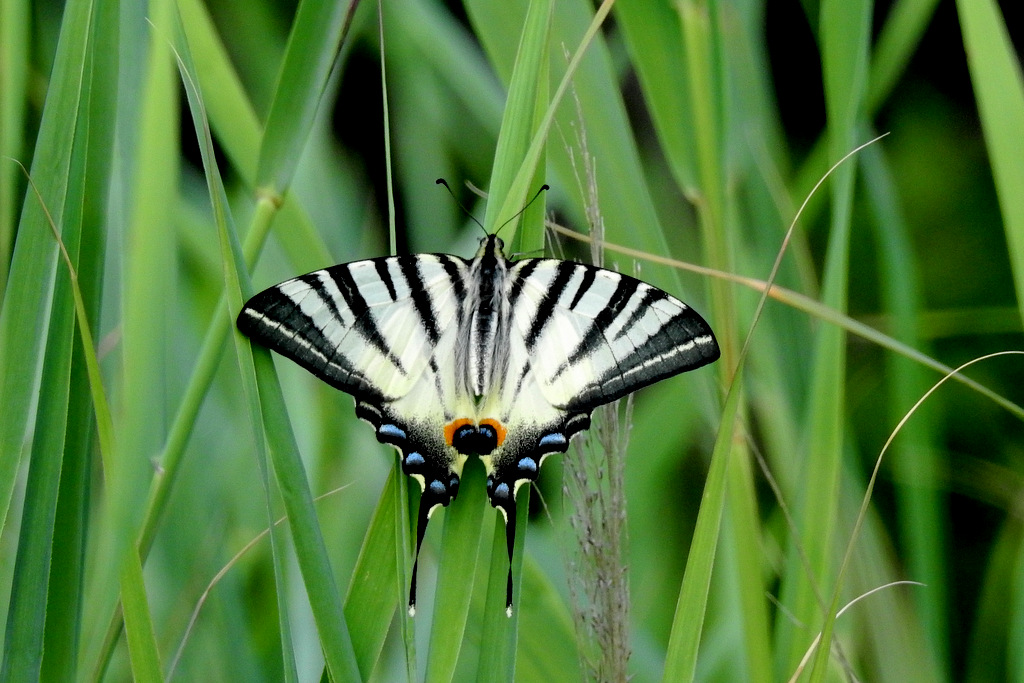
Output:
436,178,486,236
495,184,550,238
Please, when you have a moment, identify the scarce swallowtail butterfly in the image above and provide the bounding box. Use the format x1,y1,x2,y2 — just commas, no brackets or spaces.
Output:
237,232,719,616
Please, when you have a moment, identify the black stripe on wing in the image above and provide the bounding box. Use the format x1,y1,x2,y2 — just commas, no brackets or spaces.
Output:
524,261,577,352
399,258,441,345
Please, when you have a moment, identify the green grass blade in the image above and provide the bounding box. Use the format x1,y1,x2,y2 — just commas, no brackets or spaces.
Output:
1,205,82,681
256,0,362,192
0,0,91,560
661,381,741,682
477,0,551,236
170,11,301,680
0,0,29,295
476,488,529,682
252,352,363,681
344,465,401,678
0,0,117,677
470,0,648,265
39,0,119,676
955,0,1024,325
425,464,487,682
118,553,162,681
800,0,872,678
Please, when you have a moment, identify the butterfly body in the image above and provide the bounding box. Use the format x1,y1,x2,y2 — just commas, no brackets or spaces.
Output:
237,234,719,615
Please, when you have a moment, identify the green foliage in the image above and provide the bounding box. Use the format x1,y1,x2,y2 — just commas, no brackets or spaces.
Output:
1,0,1022,681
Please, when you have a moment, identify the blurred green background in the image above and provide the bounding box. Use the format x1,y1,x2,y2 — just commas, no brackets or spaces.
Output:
2,0,1023,680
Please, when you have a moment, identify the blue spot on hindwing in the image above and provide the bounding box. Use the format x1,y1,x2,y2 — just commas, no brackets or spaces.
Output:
538,433,567,449
379,423,406,440
517,457,538,473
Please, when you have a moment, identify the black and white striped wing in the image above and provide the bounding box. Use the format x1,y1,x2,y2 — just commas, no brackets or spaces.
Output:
480,258,720,506
508,259,719,412
237,254,477,509
237,255,465,403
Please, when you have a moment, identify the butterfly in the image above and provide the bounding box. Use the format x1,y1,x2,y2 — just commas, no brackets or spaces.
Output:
236,232,719,616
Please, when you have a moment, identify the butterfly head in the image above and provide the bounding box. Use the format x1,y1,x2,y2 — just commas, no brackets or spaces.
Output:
476,234,506,260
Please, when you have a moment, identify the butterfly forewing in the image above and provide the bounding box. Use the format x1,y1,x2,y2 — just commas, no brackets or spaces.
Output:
238,254,469,401
505,259,719,413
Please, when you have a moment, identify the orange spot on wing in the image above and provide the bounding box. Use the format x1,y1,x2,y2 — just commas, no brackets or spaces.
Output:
480,418,507,447
444,418,473,446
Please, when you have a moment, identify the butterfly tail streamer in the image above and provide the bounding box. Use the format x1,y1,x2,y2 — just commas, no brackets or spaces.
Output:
408,493,431,617
501,498,517,617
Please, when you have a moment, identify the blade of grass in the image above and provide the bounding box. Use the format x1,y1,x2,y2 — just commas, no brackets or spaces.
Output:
424,463,487,681
40,0,119,676
478,0,551,237
0,0,90,564
0,0,29,294
1,168,85,681
256,0,362,192
0,0,124,677
661,382,740,682
343,465,401,678
796,0,871,679
118,553,162,681
169,12,301,681
468,0,618,245
423,1,550,678
955,0,1024,326
477,488,530,681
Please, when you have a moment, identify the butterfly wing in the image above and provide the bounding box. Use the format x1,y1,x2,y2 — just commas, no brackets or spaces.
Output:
514,258,719,408
474,258,719,612
237,253,475,613
486,257,719,483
